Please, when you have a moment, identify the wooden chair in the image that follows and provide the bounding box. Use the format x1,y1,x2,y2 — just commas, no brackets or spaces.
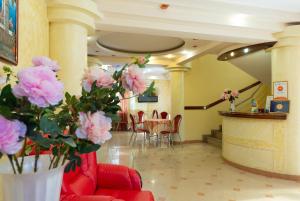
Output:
152,110,159,119
129,114,149,145
160,115,182,147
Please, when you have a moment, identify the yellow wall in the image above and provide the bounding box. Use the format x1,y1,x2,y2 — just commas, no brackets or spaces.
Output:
0,0,49,69
130,80,171,118
0,1,49,200
184,54,269,141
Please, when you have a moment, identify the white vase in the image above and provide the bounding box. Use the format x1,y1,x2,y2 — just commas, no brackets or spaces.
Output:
0,155,65,201
230,101,235,112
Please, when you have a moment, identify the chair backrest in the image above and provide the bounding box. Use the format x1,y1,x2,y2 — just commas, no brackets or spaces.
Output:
160,111,168,119
173,115,182,133
152,110,158,119
129,114,137,132
137,111,144,123
61,152,98,196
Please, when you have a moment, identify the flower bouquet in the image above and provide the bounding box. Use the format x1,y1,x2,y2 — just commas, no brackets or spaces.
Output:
221,89,239,112
0,55,153,201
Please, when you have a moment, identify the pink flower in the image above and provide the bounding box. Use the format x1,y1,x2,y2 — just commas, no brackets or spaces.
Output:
13,67,64,108
75,111,112,144
122,66,146,94
82,67,114,92
0,115,26,155
137,56,146,65
32,56,60,72
231,90,239,97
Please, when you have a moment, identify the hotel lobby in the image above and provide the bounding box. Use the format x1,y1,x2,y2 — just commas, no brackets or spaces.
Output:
0,0,300,201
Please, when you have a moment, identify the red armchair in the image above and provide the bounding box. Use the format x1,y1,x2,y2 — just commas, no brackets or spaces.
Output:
61,152,154,201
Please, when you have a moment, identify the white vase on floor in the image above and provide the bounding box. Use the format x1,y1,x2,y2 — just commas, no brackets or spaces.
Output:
230,100,235,112
0,155,64,201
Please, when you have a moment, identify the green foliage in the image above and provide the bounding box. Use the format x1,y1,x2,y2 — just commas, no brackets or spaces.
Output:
39,116,62,137
0,55,155,174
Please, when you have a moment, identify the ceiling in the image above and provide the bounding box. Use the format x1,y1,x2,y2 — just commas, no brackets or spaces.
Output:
88,0,300,80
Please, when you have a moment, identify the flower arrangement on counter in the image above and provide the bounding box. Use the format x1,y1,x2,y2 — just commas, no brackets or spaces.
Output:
221,89,239,103
0,54,153,174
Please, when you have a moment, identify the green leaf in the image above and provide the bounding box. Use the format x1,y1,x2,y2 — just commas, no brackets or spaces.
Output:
0,84,17,107
29,134,53,148
105,113,120,122
0,105,13,119
78,143,101,154
61,137,76,148
39,116,62,137
142,81,155,96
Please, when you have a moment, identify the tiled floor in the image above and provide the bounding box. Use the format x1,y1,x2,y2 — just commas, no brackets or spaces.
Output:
97,132,300,201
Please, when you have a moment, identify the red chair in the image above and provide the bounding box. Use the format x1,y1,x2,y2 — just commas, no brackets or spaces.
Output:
160,112,168,119
152,110,158,119
160,115,182,147
129,114,149,145
60,152,154,201
137,111,144,124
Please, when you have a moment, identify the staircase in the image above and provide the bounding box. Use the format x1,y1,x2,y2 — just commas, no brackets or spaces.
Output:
203,125,222,148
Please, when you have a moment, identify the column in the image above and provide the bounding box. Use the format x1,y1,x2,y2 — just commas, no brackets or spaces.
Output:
272,25,300,175
47,0,101,95
168,66,190,141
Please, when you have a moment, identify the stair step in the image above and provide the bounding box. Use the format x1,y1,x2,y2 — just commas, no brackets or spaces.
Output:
211,130,223,139
206,136,222,148
202,134,210,142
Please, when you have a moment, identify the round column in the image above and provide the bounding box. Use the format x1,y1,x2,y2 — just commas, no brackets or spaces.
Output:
167,66,190,141
47,0,101,95
272,25,300,175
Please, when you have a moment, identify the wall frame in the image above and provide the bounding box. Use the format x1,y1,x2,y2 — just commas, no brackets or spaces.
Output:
0,0,18,65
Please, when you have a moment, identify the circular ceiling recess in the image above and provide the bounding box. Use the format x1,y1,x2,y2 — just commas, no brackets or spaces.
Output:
97,32,185,54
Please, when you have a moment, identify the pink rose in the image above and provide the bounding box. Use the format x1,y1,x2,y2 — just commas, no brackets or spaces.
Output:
231,90,239,97
137,56,146,65
122,66,146,94
13,67,64,108
0,115,26,155
75,111,112,144
32,56,60,72
82,67,114,92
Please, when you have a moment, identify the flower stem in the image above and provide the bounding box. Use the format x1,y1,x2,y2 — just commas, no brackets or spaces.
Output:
8,155,16,174
34,146,40,173
13,155,22,174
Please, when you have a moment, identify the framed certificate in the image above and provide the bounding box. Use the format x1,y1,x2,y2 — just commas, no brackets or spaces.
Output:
273,81,288,100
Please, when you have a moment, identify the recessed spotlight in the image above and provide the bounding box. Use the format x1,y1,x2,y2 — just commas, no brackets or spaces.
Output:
243,48,249,53
181,50,193,56
230,52,235,57
165,54,175,59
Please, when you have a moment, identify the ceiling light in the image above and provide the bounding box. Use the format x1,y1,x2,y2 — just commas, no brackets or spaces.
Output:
165,54,175,59
229,13,249,27
243,48,249,53
181,50,193,57
230,52,235,57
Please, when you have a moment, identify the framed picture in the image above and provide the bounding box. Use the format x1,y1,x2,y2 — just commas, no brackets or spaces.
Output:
273,81,288,100
0,0,18,65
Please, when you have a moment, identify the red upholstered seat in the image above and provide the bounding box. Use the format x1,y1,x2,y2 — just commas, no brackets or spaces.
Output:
95,189,154,201
61,152,154,201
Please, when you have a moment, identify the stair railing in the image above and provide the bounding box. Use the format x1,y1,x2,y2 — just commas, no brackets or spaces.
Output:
184,81,262,110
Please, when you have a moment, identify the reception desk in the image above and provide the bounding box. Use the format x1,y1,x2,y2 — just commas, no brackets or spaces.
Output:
219,111,300,180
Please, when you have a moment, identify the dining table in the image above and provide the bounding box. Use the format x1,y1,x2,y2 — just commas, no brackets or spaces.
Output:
144,119,172,145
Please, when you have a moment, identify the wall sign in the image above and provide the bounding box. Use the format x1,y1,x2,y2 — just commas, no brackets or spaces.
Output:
273,81,288,100
0,0,18,65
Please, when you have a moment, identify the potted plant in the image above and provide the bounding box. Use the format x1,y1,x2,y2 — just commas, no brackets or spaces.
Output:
221,89,239,112
0,55,153,201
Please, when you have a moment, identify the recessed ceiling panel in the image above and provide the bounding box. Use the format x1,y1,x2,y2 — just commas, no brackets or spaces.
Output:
97,32,185,54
